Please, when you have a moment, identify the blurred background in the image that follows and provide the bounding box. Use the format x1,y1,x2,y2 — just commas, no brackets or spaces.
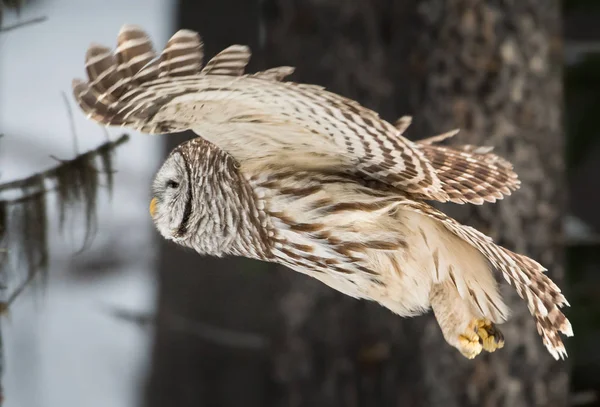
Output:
0,1,599,406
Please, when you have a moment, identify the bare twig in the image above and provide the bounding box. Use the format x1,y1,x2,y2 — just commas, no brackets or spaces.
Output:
570,390,597,406
61,91,79,155
0,270,38,313
168,313,268,350
0,15,47,33
100,125,111,141
103,305,269,350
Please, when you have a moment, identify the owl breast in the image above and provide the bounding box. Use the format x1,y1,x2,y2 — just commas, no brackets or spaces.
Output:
247,169,439,316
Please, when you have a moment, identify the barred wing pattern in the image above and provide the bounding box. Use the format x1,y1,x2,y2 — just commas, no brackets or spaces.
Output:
72,25,519,204
71,25,570,359
394,199,572,360
396,116,521,204
417,141,520,204
251,169,570,359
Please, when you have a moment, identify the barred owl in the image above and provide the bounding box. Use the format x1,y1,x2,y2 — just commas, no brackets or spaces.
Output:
72,25,572,360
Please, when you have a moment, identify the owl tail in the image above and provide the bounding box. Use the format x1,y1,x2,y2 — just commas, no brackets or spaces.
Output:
501,248,574,360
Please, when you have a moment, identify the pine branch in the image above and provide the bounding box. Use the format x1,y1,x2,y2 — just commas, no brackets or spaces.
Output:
0,15,46,33
0,0,47,33
0,134,130,313
0,135,128,194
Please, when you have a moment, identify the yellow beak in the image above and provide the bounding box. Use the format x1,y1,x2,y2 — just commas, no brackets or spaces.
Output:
149,197,157,217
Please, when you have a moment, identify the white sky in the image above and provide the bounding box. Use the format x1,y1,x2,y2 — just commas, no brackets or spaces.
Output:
0,1,174,406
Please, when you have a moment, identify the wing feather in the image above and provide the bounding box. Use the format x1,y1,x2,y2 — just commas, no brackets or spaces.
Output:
159,29,204,77
115,25,157,85
418,144,520,204
201,45,251,76
392,118,521,204
249,66,295,81
73,25,491,202
396,199,572,360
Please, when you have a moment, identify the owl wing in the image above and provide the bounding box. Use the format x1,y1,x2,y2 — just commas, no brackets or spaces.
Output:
393,198,572,360
72,25,518,204
416,137,520,204
72,25,447,199
393,116,521,204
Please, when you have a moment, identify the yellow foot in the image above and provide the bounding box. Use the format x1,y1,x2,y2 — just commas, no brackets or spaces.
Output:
474,318,504,353
458,332,482,359
457,318,504,359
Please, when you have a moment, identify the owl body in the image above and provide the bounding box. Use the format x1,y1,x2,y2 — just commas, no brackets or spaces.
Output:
73,25,572,360
156,138,507,323
253,167,505,319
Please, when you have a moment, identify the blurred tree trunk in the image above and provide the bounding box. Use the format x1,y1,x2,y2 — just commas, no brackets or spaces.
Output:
263,1,568,407
143,2,279,407
145,1,569,407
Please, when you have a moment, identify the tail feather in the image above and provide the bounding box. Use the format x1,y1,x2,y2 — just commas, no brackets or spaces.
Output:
478,241,571,360
498,248,572,360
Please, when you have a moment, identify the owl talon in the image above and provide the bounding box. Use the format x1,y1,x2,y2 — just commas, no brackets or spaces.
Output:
474,318,505,353
457,318,504,358
458,331,483,359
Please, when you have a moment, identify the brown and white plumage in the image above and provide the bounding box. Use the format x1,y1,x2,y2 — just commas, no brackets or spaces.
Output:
72,25,572,360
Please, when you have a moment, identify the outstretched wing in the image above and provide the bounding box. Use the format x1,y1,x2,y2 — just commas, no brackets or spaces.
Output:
417,142,520,204
394,116,521,205
395,198,572,360
71,25,449,201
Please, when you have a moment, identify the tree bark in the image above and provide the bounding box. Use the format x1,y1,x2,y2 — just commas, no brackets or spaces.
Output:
263,1,568,406
144,2,279,406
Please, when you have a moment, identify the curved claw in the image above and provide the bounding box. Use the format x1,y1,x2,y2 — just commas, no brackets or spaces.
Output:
457,318,505,359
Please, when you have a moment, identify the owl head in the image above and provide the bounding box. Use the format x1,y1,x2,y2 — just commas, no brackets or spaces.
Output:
149,138,262,257
150,142,193,245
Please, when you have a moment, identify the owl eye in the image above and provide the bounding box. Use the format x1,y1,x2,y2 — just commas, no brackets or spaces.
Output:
166,180,180,189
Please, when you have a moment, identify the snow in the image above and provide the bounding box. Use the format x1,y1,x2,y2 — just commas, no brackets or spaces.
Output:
0,1,175,406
